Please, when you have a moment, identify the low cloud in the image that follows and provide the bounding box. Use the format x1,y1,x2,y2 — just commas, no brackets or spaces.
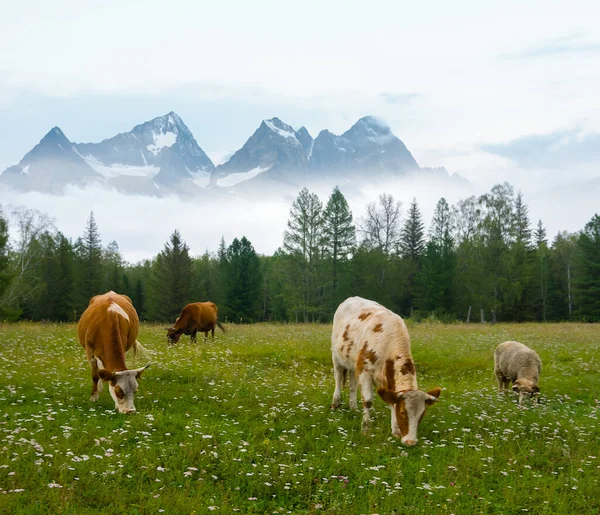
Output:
501,33,600,60
481,127,600,169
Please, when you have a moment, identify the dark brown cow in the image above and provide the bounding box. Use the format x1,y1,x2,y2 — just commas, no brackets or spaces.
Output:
77,291,150,413
166,301,225,345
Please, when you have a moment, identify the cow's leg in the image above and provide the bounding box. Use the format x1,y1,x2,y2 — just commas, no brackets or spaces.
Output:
204,331,209,342
358,372,374,432
495,367,506,391
89,355,101,402
348,370,358,411
191,330,197,344
331,359,345,409
211,327,215,339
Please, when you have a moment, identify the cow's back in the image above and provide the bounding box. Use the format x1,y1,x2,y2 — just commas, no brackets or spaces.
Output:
332,297,413,383
78,292,139,356
173,302,218,332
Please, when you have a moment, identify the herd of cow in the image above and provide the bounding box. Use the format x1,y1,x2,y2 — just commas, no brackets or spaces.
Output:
77,291,542,446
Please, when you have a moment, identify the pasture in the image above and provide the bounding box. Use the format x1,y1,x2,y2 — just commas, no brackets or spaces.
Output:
1,322,599,514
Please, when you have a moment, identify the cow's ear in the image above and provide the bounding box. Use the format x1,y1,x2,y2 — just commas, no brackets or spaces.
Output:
426,387,442,405
135,364,151,379
377,387,402,405
98,369,115,383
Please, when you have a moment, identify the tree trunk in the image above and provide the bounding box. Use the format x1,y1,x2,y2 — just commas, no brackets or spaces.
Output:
466,305,472,323
480,309,485,323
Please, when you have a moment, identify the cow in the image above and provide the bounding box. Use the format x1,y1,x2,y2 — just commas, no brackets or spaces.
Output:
77,291,150,414
331,296,441,446
166,301,225,345
494,341,541,405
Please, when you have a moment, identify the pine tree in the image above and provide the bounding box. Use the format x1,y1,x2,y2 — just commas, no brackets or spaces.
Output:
283,188,323,322
576,214,600,321
322,187,356,312
147,230,195,321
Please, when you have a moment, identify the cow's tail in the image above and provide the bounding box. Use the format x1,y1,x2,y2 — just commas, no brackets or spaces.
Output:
131,340,150,360
217,321,226,333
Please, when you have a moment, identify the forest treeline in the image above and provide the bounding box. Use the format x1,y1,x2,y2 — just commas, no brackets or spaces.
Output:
0,182,599,323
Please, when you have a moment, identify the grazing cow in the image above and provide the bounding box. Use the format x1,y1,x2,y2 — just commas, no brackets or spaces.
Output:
77,291,150,414
331,296,441,446
494,341,541,405
166,302,225,345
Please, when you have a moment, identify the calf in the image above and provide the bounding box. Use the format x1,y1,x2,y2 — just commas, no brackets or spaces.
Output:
77,291,150,413
494,341,541,404
331,296,441,446
167,301,225,345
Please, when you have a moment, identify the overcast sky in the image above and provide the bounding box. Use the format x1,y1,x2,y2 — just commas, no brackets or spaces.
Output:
1,1,599,260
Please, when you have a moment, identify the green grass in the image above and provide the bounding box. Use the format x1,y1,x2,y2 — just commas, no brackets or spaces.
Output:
1,322,599,514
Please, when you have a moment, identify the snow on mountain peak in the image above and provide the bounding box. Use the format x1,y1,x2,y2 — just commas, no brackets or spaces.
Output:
358,115,390,131
147,131,178,155
263,118,298,140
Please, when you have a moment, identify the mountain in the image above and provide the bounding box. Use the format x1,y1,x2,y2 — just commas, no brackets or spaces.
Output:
0,127,101,193
310,116,418,174
211,118,309,188
212,115,420,191
74,111,214,187
0,112,458,197
0,112,214,194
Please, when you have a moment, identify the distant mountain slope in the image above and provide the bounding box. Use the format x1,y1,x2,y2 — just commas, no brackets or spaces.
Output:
0,127,101,193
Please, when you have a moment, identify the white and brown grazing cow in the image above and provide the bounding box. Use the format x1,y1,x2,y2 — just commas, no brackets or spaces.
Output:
494,341,541,405
77,291,150,414
331,296,441,446
166,301,225,345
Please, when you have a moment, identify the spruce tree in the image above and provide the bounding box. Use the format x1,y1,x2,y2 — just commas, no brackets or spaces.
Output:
225,236,262,322
399,199,425,260
576,214,600,321
147,230,195,321
415,198,455,315
76,211,104,310
397,199,425,314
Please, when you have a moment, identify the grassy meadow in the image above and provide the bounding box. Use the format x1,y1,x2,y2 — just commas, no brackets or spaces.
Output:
1,321,599,514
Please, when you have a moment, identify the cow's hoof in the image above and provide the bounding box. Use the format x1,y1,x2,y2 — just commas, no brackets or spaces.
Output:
90,394,99,402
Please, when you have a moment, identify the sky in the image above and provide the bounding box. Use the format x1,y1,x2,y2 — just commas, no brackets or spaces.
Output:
1,1,599,260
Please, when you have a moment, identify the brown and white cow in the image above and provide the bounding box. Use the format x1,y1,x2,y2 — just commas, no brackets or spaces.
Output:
77,291,150,414
166,301,225,345
331,296,441,446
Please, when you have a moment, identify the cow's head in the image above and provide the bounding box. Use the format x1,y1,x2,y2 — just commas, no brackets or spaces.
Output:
98,364,150,414
166,327,181,345
377,387,442,446
512,379,540,404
